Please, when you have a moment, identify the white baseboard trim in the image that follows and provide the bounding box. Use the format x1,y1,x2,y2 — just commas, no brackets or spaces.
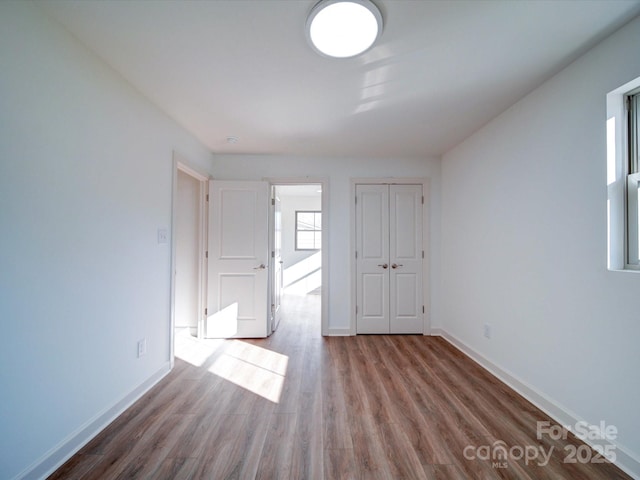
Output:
15,362,172,480
431,329,640,479
325,327,353,336
175,326,197,335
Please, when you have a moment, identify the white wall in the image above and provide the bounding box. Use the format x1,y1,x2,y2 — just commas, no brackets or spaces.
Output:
441,15,640,475
212,155,441,333
0,3,212,479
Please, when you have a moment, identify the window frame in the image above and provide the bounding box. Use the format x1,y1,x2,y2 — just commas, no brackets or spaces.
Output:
295,210,322,251
626,89,640,269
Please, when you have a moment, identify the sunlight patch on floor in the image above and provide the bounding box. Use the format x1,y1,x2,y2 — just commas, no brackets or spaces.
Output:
175,329,225,367
208,340,288,403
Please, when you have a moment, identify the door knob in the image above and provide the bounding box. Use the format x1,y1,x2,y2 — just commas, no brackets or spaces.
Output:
253,264,266,270
391,263,403,269
378,263,388,269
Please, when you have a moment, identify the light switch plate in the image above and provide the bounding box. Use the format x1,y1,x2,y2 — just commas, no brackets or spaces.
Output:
157,227,168,244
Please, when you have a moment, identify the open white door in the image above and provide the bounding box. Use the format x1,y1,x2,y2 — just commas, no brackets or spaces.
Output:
270,189,283,333
206,180,269,338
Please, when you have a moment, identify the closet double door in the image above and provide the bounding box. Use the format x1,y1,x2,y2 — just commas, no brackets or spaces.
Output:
356,184,424,334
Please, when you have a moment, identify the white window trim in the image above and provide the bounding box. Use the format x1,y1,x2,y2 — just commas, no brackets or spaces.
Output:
295,210,322,251
606,80,640,272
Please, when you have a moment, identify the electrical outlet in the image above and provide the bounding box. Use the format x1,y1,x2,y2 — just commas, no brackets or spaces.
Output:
137,338,147,358
483,324,492,339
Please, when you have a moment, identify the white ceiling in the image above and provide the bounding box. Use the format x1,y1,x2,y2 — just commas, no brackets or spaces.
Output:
39,0,640,159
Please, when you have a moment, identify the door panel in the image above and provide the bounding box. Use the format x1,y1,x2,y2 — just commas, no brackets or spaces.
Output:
219,274,256,319
392,188,419,259
360,188,388,259
394,274,417,316
219,189,259,259
360,273,388,333
356,185,389,333
207,180,269,338
389,185,423,333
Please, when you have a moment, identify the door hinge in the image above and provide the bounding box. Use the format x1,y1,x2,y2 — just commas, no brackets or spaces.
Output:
205,308,208,315
206,194,209,202
422,305,425,314
355,195,358,204
271,251,275,258
272,198,275,206
422,250,424,259
205,251,208,259
355,251,358,259
422,195,424,204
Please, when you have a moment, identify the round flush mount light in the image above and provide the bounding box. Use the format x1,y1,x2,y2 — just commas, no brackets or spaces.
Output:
306,0,383,58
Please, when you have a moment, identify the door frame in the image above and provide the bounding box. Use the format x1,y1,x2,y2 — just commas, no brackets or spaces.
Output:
350,177,431,335
170,152,210,366
266,177,329,336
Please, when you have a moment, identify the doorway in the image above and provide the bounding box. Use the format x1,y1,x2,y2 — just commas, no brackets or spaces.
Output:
270,183,324,336
171,157,209,347
203,179,327,339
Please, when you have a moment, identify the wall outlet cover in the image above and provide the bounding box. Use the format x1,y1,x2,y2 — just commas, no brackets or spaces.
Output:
157,228,168,244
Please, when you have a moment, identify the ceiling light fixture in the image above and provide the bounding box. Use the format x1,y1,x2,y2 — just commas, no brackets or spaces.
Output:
306,0,383,58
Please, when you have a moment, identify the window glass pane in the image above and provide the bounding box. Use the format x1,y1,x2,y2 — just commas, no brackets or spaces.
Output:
634,179,640,261
633,94,639,174
297,231,316,249
628,174,640,266
295,210,321,250
297,212,315,230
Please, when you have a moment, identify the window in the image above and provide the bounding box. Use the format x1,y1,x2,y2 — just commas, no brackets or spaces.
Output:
295,211,321,250
627,91,640,268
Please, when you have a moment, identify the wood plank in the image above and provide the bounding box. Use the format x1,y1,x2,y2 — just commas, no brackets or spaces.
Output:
347,414,394,480
255,413,298,480
321,343,353,450
291,385,324,480
324,449,358,480
47,453,102,480
153,457,199,480
111,413,193,479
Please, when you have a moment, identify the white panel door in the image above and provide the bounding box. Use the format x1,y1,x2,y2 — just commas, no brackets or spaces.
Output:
207,180,269,338
271,191,283,333
389,185,423,333
356,185,389,334
356,184,423,334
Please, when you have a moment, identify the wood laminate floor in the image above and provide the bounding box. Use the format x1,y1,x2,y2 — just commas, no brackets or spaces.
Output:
50,294,630,479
